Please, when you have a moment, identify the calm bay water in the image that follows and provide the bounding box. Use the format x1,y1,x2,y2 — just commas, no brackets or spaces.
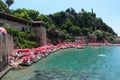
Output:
2,46,120,80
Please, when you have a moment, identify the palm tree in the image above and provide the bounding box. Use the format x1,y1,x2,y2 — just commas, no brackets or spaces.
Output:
5,0,14,10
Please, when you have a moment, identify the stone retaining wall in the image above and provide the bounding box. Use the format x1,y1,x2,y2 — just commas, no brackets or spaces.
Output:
0,32,8,72
0,18,30,31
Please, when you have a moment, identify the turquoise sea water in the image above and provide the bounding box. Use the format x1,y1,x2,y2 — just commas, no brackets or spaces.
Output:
2,46,120,80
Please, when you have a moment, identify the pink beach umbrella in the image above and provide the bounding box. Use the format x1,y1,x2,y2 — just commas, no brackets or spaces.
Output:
41,49,47,54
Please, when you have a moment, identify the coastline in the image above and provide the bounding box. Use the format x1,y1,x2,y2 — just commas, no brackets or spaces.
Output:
1,42,120,79
2,46,120,80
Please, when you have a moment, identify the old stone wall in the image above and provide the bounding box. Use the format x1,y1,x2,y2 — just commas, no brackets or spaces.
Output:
74,36,88,43
32,25,47,46
0,16,47,47
0,18,30,31
0,32,8,72
0,16,47,46
0,29,14,72
6,34,14,54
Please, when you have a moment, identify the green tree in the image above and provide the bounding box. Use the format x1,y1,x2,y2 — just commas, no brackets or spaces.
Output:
11,8,39,20
53,12,62,26
95,30,104,41
70,25,80,36
13,11,30,20
37,14,49,22
81,28,90,35
0,0,7,12
62,20,73,33
37,14,53,29
5,0,14,10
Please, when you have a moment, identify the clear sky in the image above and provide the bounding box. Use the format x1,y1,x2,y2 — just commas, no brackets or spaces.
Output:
4,0,120,36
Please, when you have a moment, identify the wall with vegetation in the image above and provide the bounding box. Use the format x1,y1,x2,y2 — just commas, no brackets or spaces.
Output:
4,26,38,48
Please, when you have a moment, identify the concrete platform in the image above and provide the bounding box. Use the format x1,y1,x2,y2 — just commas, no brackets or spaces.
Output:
0,66,10,79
